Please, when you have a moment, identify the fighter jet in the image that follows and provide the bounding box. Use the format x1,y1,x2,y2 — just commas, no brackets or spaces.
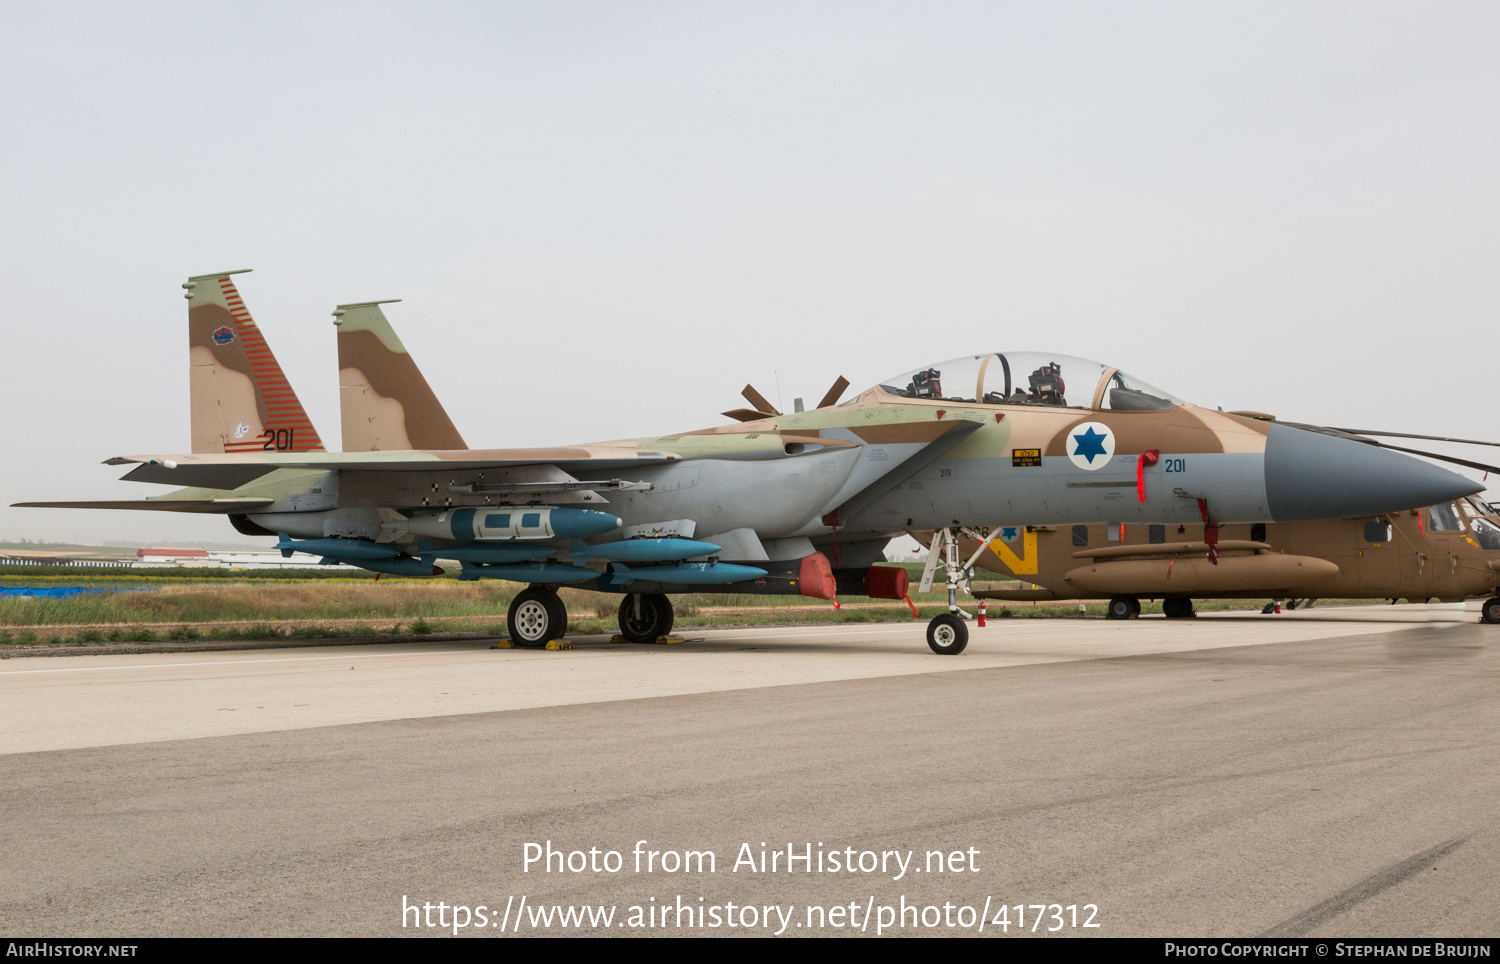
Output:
956,494,1500,624
15,273,1485,655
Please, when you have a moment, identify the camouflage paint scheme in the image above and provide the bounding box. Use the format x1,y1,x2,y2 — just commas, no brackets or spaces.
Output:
955,498,1500,610
15,274,1485,599
185,270,323,454
334,300,467,453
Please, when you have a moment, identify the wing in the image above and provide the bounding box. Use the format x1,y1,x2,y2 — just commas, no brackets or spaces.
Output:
103,447,682,488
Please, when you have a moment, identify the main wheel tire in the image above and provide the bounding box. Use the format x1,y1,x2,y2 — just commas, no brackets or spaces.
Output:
1163,597,1195,619
618,593,673,644
508,588,561,647
1129,597,1141,617
1107,596,1136,620
926,613,969,655
541,589,568,638
1482,597,1500,625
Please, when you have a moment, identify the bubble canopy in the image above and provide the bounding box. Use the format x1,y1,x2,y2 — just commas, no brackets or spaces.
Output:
877,353,1186,411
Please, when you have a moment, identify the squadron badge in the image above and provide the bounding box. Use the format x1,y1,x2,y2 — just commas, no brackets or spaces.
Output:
212,325,235,345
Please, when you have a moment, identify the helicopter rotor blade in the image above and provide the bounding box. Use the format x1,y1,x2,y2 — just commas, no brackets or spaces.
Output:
815,376,850,410
1327,428,1500,449
1279,423,1500,475
741,384,780,417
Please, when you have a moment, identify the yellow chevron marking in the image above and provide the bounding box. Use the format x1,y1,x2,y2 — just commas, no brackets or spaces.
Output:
989,528,1039,575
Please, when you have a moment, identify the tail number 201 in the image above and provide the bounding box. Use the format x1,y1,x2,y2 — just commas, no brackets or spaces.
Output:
261,428,296,451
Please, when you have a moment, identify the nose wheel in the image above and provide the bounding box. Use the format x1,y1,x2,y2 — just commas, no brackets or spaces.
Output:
926,613,969,655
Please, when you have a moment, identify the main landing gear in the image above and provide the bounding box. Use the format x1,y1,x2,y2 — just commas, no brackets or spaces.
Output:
507,585,568,647
618,592,675,644
1482,597,1500,625
1107,595,1141,620
918,526,1007,655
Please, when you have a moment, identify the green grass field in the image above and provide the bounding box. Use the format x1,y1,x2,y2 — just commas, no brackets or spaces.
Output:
0,567,1361,649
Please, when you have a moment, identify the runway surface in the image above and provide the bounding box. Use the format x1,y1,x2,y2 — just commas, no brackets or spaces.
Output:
2,604,1497,937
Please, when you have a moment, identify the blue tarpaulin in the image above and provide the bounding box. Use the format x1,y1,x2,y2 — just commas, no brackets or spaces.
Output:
0,587,151,598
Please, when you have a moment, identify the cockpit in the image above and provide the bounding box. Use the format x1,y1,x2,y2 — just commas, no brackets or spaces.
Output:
877,353,1185,411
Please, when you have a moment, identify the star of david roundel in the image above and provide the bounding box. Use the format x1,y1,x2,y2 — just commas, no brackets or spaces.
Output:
1066,421,1116,471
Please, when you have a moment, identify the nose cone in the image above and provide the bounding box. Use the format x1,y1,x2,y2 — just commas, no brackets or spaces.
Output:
1265,423,1483,521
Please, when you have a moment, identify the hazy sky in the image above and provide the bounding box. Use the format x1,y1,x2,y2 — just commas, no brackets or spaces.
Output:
2,2,1496,544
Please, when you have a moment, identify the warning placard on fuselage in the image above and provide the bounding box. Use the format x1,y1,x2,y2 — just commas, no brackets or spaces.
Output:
1011,448,1042,467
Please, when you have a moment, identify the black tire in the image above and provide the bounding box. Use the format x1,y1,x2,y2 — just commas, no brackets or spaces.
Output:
542,590,568,638
1107,596,1136,620
618,593,673,644
1129,597,1141,617
1163,597,1195,619
926,613,969,655
508,588,561,647
1482,597,1500,625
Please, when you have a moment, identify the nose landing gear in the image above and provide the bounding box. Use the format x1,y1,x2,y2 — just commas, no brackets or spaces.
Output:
918,526,1006,655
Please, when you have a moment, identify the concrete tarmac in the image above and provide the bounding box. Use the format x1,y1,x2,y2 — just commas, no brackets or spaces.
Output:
1,605,1497,937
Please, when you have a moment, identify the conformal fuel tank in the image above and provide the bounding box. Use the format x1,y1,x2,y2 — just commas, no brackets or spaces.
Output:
1063,551,1338,595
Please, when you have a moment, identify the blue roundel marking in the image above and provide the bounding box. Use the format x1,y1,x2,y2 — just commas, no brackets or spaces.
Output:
1066,421,1116,471
212,325,236,345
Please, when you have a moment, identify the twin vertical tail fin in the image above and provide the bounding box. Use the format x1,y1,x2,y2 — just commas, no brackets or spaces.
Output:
333,300,467,452
185,270,325,454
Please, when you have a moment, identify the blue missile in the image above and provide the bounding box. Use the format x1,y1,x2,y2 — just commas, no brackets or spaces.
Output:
572,538,722,563
277,534,401,560
418,543,552,564
325,557,443,577
609,562,769,586
457,562,600,584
